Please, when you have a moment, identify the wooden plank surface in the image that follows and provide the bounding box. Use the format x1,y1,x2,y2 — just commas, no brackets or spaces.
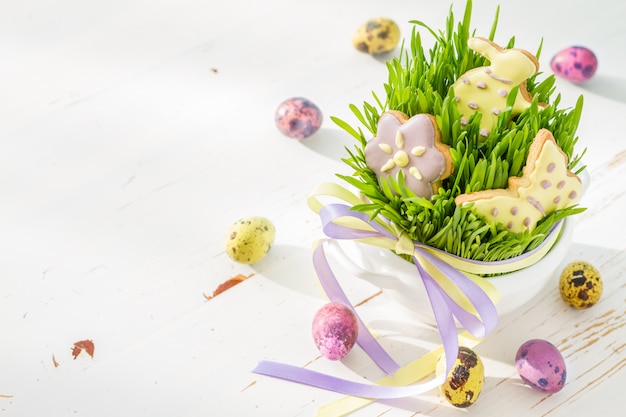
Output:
1,0,624,416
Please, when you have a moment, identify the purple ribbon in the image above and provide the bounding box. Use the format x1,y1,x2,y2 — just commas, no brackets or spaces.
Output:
253,203,499,399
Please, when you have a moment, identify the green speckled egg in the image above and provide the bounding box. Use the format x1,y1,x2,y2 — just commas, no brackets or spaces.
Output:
436,346,484,408
352,17,400,55
559,261,602,309
224,217,275,264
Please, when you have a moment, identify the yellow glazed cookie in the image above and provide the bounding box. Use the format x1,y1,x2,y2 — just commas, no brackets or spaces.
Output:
455,129,581,233
453,37,543,137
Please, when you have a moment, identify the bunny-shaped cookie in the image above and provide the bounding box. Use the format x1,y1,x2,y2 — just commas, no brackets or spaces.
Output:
453,37,542,137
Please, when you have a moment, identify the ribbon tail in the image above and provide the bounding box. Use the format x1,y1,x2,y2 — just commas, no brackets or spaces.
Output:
312,240,400,374
417,248,498,338
252,360,443,400
414,260,460,380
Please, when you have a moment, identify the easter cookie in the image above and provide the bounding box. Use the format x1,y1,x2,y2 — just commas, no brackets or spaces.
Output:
453,37,543,137
365,111,453,199
455,129,582,233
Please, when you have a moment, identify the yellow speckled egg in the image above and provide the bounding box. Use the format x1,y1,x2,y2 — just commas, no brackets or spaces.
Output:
224,216,275,264
352,17,400,55
559,261,602,309
436,346,484,408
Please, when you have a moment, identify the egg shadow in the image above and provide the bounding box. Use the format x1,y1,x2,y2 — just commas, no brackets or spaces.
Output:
372,49,400,64
300,127,355,163
577,74,626,105
251,243,324,299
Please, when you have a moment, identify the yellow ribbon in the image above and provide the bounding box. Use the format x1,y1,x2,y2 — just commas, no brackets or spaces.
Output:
316,332,482,417
308,182,562,278
307,181,563,415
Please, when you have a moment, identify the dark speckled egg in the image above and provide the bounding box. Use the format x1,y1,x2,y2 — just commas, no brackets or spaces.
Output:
436,346,484,408
559,260,603,309
311,302,358,360
275,97,322,140
515,339,567,393
550,46,597,83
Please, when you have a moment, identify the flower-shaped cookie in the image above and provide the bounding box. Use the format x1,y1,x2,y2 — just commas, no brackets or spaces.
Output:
365,111,453,199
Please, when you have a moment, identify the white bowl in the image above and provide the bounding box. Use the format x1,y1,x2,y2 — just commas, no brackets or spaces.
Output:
325,217,573,326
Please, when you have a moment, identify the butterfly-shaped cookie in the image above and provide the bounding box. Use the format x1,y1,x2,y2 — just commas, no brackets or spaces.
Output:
455,129,582,233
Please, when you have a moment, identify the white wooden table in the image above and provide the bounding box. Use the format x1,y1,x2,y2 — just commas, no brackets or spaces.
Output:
1,0,624,415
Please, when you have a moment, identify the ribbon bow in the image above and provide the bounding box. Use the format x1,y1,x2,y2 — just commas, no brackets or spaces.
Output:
253,182,563,404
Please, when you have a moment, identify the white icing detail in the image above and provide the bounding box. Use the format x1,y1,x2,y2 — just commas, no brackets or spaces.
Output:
479,128,490,137
409,166,423,181
395,130,404,149
411,146,426,156
379,143,393,154
381,159,395,172
492,108,501,115
393,150,409,167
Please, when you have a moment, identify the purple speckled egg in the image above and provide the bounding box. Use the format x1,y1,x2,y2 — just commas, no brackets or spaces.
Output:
515,339,567,393
550,46,597,83
275,97,322,139
312,302,358,360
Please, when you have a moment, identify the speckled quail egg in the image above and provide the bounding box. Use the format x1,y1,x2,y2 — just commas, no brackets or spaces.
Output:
559,260,603,309
224,216,275,264
312,302,359,360
515,339,567,393
550,46,598,83
352,17,400,55
436,346,484,408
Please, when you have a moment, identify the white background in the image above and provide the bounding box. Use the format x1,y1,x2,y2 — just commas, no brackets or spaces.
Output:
1,1,625,416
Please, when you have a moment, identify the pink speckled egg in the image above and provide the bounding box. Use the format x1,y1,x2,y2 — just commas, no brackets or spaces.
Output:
311,302,358,360
550,46,597,83
275,97,322,139
515,339,567,393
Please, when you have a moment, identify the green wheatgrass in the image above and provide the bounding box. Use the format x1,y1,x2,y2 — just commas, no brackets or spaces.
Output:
331,0,586,264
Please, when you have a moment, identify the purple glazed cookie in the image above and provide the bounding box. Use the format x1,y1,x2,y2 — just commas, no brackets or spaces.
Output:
275,97,323,139
364,111,453,199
